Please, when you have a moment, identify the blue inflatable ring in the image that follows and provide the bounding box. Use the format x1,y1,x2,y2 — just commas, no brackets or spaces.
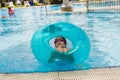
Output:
31,22,90,65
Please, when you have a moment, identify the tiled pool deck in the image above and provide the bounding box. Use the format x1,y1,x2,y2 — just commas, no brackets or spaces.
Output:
0,67,120,80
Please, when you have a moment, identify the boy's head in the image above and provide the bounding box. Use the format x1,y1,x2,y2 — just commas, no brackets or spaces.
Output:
54,36,67,48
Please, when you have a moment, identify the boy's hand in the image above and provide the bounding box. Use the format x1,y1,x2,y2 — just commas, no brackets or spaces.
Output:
56,47,69,52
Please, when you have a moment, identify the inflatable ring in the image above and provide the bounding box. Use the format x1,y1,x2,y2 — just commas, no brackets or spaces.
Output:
31,22,90,66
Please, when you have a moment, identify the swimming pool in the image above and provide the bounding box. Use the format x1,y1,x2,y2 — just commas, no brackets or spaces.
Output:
0,6,120,73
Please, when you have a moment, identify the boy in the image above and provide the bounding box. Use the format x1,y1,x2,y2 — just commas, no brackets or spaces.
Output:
48,36,74,63
54,36,69,52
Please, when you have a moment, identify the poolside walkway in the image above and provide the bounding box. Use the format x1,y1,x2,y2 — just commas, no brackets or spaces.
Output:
0,67,120,80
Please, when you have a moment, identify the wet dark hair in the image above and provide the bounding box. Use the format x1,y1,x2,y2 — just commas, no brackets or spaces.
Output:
54,36,66,45
8,7,11,10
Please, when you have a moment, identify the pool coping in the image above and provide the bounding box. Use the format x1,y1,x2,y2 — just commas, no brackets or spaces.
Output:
0,67,120,80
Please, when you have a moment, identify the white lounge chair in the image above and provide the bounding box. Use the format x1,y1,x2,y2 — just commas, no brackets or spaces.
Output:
24,1,30,7
8,1,14,7
16,0,21,6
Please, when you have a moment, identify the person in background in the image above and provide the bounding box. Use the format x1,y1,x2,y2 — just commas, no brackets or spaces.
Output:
8,7,15,17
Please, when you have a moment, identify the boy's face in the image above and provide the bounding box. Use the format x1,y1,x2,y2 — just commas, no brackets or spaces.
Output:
55,41,66,48
55,37,66,48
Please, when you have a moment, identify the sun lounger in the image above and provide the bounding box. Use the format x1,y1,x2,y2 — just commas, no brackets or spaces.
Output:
8,1,14,7
16,0,21,6
24,1,30,7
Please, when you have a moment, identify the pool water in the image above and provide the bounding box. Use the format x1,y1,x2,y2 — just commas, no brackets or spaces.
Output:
0,6,120,73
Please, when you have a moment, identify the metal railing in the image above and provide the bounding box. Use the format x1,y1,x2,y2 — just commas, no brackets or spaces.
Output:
86,0,120,12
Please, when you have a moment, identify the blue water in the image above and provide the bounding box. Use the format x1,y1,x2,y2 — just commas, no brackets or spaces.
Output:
0,5,120,73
